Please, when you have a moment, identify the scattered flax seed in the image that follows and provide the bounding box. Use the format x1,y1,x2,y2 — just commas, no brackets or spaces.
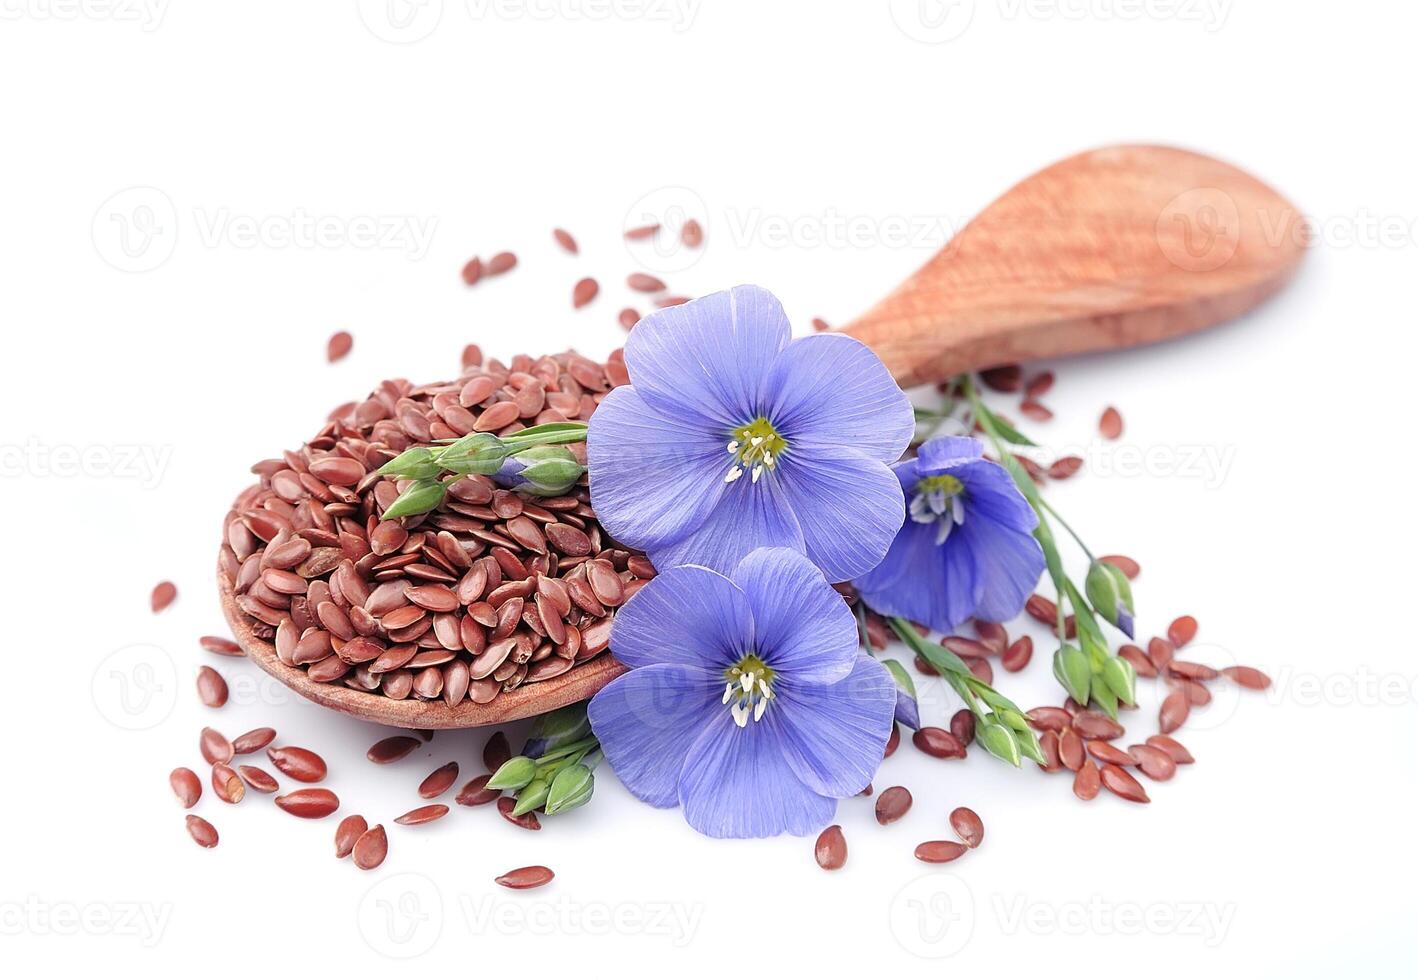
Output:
496,865,555,889
618,307,641,330
814,825,847,870
656,295,691,308
552,228,578,254
1025,371,1055,398
1098,554,1140,579
980,365,1022,392
1019,400,1053,422
1099,405,1124,439
327,331,353,363
461,257,483,285
811,318,831,332
680,219,704,248
1047,456,1083,479
572,277,599,309
627,272,666,293
151,581,178,613
486,252,517,275
624,223,659,240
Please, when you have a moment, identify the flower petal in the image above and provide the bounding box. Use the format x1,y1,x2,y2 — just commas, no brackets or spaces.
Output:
773,654,897,798
586,384,728,551
730,547,858,684
588,664,724,807
609,564,752,670
774,446,906,582
853,520,974,634
623,285,790,428
956,457,1039,534
678,711,836,838
917,435,985,472
957,516,1045,624
649,472,805,577
764,334,915,464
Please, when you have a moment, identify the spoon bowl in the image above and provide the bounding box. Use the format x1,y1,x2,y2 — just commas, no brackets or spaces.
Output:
222,143,1305,728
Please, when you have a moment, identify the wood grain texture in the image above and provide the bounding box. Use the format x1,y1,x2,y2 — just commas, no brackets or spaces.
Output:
843,145,1306,387
218,557,627,728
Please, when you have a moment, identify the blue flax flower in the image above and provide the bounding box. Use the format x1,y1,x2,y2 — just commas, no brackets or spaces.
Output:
586,285,914,582
854,436,1046,633
588,548,896,838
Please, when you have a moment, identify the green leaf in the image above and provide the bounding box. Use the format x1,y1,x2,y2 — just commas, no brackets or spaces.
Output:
881,658,918,700
974,400,1037,447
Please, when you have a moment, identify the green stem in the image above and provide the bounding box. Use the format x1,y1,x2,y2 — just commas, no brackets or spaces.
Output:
1039,498,1095,562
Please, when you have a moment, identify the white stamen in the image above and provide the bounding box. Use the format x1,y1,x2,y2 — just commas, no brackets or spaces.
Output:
750,436,763,446
758,678,771,698
763,450,773,467
751,465,763,483
722,682,735,704
741,672,754,693
951,495,965,525
754,698,768,722
731,702,749,728
727,440,739,453
725,466,743,483
936,519,953,546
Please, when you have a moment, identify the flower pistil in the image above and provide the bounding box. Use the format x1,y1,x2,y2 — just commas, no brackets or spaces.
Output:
725,417,787,485
721,653,776,727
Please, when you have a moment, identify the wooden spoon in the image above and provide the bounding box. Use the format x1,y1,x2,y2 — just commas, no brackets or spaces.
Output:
219,143,1305,728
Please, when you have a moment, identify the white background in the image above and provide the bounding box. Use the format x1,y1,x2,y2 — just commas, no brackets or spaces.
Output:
1,2,1413,976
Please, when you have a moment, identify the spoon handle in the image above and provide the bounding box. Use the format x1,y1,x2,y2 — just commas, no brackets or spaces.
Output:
842,145,1306,388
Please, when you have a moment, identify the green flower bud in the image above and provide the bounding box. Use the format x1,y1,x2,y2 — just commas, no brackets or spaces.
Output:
486,755,538,791
1015,729,1046,765
436,433,509,476
1085,560,1136,638
377,446,444,480
1052,645,1092,705
998,708,1031,735
511,778,550,816
381,478,447,519
1101,655,1137,706
977,720,1022,767
498,445,585,496
544,764,594,816
1090,663,1119,718
522,702,592,758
